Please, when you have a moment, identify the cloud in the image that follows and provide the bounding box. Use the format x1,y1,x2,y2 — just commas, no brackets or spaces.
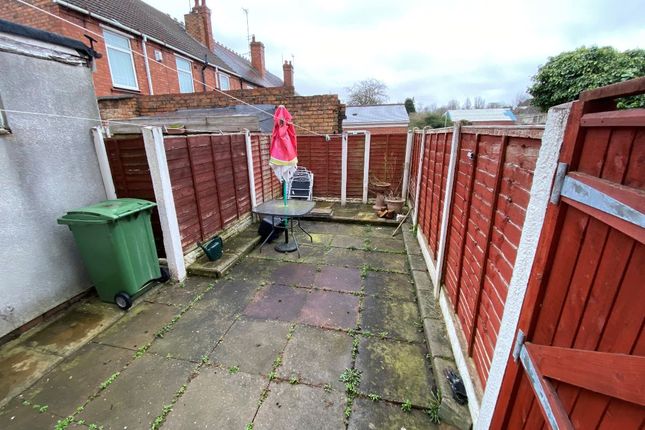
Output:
144,0,644,106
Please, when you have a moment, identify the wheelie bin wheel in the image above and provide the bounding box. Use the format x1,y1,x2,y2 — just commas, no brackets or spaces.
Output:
115,292,132,310
158,267,170,283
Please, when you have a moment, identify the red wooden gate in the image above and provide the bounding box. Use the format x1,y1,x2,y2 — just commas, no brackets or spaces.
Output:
491,78,645,429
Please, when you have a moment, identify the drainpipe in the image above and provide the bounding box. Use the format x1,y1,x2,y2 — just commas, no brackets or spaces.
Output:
141,36,154,95
215,66,220,89
412,126,432,226
201,55,209,92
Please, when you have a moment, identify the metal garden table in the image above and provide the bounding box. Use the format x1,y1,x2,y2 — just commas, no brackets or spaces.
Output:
253,199,315,257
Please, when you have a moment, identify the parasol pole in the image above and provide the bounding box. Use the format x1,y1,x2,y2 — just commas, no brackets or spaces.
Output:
283,180,288,206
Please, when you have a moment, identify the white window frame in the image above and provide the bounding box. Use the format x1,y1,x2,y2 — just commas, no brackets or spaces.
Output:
244,83,255,90
103,29,139,91
175,55,194,93
219,72,230,90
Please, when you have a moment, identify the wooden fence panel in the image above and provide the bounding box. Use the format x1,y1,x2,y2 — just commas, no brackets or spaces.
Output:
504,119,644,429
105,137,164,256
407,126,543,387
346,135,365,199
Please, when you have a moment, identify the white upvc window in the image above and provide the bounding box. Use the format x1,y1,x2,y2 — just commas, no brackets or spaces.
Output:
103,29,139,90
219,72,230,90
175,56,194,93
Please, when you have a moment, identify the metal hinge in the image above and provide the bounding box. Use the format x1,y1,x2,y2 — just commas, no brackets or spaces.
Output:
549,163,568,205
512,330,525,362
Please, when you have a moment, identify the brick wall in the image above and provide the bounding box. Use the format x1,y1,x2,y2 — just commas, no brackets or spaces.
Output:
98,87,345,134
0,1,265,97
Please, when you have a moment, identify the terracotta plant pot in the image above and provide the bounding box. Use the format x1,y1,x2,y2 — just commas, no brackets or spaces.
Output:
385,197,405,214
370,180,390,210
373,192,387,210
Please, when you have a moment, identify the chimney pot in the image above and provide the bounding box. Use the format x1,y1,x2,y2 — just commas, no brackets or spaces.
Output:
250,36,265,78
185,0,215,51
283,60,294,88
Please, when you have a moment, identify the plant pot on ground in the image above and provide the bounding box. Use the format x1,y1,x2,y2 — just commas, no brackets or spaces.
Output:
385,196,405,214
370,178,391,211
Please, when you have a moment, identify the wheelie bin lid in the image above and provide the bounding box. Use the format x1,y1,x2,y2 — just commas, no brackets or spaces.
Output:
58,198,157,225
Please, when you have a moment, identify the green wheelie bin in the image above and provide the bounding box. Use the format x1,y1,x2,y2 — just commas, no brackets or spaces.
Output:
58,198,168,310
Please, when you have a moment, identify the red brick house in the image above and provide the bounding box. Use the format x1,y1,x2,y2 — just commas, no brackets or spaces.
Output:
0,0,292,96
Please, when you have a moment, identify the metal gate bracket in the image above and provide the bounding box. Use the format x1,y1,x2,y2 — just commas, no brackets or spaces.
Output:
549,163,568,205
512,330,525,362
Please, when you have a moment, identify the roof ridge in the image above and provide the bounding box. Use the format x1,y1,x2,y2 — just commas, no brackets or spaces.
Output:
214,40,250,62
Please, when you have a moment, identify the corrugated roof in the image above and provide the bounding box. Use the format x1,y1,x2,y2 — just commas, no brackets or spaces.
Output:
61,0,283,88
446,109,516,122
343,104,410,125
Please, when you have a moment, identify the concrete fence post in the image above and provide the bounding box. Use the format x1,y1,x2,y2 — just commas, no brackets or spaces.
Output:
412,128,428,225
341,132,348,206
401,129,413,202
362,131,371,204
244,130,257,208
142,126,186,282
91,126,117,200
433,124,461,297
475,103,573,429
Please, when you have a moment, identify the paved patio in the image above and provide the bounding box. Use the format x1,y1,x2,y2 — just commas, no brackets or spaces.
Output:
0,220,452,429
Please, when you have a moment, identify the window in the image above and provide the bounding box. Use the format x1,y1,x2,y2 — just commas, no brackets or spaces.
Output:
103,30,138,90
219,73,230,90
175,56,194,93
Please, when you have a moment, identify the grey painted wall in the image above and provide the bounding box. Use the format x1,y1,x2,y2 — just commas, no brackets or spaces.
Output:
0,35,106,337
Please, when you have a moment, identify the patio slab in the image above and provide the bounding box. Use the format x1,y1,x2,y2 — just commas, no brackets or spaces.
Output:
313,266,362,293
298,289,360,330
348,397,443,430
93,302,179,351
0,399,63,430
244,284,308,322
193,278,260,316
0,346,62,408
210,318,290,374
364,271,417,302
144,277,212,307
78,354,193,429
21,343,132,417
163,367,265,429
148,307,234,362
361,295,424,343
278,325,353,390
254,382,345,430
355,338,434,407
21,301,122,357
270,262,317,287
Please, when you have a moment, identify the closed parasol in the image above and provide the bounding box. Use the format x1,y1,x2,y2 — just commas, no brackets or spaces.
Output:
270,105,298,205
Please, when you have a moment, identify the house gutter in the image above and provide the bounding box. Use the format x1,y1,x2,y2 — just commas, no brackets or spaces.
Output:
53,0,243,81
141,35,154,94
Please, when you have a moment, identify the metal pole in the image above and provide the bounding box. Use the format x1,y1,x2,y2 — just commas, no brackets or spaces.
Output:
341,132,348,206
362,131,371,203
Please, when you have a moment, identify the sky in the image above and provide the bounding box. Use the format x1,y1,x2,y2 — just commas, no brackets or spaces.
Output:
143,0,644,108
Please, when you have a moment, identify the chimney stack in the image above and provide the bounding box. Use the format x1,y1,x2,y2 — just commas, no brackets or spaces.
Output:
250,35,265,78
184,0,215,52
283,61,294,88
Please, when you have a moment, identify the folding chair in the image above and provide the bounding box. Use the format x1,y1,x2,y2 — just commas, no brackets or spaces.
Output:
289,167,314,201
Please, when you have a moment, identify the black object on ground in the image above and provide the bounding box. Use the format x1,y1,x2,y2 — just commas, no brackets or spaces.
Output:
445,368,468,405
258,217,284,243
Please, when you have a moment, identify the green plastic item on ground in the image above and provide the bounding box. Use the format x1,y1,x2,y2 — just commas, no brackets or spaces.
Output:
58,198,165,310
